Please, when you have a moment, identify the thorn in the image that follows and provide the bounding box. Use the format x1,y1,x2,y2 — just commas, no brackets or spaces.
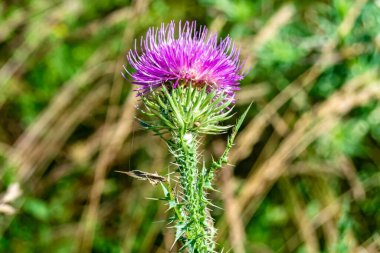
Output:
145,197,160,201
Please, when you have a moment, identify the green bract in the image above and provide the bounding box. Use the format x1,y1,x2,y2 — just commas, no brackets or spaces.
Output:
139,85,235,135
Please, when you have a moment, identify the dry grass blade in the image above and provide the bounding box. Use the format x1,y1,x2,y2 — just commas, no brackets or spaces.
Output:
243,3,295,68
0,9,25,43
9,60,113,170
279,178,320,253
77,1,150,250
0,83,108,236
0,1,83,108
220,166,246,253
219,4,295,252
280,172,380,252
230,0,370,166
17,83,109,181
252,3,295,48
77,91,137,252
238,77,380,214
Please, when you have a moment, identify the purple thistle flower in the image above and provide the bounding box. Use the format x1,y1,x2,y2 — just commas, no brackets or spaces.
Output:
124,21,244,101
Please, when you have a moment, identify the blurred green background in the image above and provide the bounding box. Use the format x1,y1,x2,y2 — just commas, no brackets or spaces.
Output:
1,0,380,252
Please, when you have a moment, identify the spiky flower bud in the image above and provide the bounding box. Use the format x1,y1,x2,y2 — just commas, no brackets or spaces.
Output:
140,85,234,135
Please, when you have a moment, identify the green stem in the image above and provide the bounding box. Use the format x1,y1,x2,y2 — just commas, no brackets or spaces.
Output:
171,131,216,253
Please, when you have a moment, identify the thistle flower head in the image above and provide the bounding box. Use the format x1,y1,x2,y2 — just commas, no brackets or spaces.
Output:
124,21,244,101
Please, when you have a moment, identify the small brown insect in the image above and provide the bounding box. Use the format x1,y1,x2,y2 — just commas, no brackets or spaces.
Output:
116,170,167,185
194,121,201,127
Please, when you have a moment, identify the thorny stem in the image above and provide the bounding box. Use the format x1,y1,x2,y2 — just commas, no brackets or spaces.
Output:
171,131,216,252
139,85,251,252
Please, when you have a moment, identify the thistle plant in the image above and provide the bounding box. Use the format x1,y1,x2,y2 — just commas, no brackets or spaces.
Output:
123,21,249,253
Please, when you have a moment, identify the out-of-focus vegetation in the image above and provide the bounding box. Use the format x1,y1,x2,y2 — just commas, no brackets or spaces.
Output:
0,0,380,252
